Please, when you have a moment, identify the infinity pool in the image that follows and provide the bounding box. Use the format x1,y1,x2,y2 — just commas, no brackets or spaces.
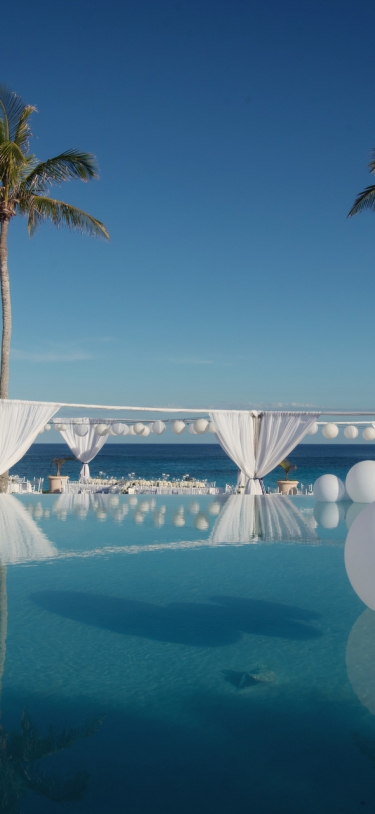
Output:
0,494,373,813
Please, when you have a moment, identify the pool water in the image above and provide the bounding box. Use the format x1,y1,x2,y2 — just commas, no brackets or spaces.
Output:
0,494,374,813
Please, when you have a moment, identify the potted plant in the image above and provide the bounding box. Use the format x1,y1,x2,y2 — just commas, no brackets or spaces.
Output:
276,459,299,495
48,457,78,493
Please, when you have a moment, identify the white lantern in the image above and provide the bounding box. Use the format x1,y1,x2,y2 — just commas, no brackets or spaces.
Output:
54,423,63,431
59,424,67,432
128,425,136,436
313,502,344,529
188,424,197,435
141,426,151,437
122,425,129,436
112,423,126,435
74,424,89,437
206,422,217,434
344,425,358,439
346,460,375,502
134,422,145,435
322,423,339,439
194,418,209,434
95,424,109,436
313,474,346,502
363,427,375,441
307,422,318,435
44,424,51,431
172,420,185,434
152,420,166,435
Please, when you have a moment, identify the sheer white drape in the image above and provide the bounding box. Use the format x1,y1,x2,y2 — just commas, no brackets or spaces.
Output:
210,411,320,493
0,399,60,476
210,495,318,545
59,418,108,479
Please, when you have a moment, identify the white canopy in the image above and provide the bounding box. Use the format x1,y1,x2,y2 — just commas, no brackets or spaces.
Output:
59,418,108,480
0,399,60,476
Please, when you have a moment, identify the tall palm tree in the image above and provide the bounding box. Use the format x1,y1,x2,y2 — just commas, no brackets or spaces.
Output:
0,85,109,398
348,149,375,220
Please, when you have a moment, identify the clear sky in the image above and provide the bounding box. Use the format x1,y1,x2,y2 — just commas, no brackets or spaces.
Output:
2,0,375,425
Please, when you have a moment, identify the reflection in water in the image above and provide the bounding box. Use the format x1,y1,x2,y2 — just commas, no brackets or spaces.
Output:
0,496,57,564
344,516,375,610
0,711,101,812
346,502,367,530
313,502,345,529
346,609,375,715
210,496,318,544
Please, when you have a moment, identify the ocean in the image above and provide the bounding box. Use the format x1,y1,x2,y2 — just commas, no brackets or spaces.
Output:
10,442,375,490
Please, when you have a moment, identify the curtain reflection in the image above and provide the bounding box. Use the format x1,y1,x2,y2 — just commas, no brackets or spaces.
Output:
210,496,318,545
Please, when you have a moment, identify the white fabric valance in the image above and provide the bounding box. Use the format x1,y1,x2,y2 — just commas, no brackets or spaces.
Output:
59,418,108,479
210,410,320,494
0,399,60,476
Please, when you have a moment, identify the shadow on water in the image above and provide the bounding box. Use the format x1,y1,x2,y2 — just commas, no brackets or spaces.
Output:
30,592,321,646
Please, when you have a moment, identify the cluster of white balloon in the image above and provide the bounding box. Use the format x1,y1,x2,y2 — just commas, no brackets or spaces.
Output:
308,422,375,440
314,461,375,503
41,418,217,437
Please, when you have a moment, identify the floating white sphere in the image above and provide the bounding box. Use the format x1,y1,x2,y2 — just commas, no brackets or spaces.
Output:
313,502,344,529
188,424,197,435
141,426,151,437
44,424,51,431
313,474,346,502
363,427,375,441
322,423,339,439
206,422,217,434
95,424,109,436
152,420,166,435
112,423,126,435
74,424,89,437
346,460,375,503
134,422,145,435
345,502,375,610
194,418,209,434
307,422,319,435
172,420,186,434
128,425,136,436
344,425,358,439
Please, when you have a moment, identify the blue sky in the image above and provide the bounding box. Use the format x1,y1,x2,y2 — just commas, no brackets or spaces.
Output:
2,0,375,432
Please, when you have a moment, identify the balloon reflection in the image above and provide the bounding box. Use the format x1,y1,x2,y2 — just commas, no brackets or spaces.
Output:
344,502,375,610
346,609,375,715
313,502,345,529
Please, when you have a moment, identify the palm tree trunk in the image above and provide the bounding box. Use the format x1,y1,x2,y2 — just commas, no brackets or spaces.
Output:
0,219,11,399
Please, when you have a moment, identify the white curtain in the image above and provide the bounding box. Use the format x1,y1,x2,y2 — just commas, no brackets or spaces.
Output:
0,399,60,476
210,411,320,494
59,418,108,479
210,495,318,545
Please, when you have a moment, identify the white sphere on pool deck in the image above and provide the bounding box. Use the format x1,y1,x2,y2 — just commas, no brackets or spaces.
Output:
313,501,345,529
346,460,375,503
152,420,166,435
344,425,359,440
172,420,186,434
112,423,126,435
313,474,346,502
322,423,339,439
74,424,89,437
194,418,209,434
362,427,375,441
95,424,109,436
134,423,145,435
307,422,319,435
141,426,151,437
345,502,375,610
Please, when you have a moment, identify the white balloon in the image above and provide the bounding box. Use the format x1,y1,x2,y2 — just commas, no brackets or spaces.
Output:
194,418,209,434
346,460,375,503
128,425,136,436
206,422,217,434
362,427,375,441
322,423,339,439
307,422,318,435
44,424,51,431
345,502,375,609
140,426,151,437
112,423,127,435
74,424,89,437
152,420,166,435
344,425,358,439
188,424,197,435
313,501,344,529
134,423,145,435
172,420,186,434
313,474,346,502
95,424,109,436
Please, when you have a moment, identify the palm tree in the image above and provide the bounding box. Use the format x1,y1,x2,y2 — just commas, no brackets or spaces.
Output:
0,85,109,398
348,148,375,219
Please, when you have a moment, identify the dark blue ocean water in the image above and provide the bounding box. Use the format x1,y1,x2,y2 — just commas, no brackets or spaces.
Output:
10,442,375,490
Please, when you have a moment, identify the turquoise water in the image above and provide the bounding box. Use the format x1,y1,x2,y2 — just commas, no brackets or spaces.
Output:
0,494,374,813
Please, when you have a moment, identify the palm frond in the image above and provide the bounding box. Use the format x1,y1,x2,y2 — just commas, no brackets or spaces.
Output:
25,150,99,192
348,185,375,216
14,105,35,153
0,140,27,166
27,195,109,239
0,85,29,142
